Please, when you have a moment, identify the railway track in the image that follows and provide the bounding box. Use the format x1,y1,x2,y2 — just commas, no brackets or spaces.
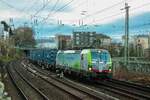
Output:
15,62,78,100
96,80,150,100
110,79,150,93
7,62,49,100
23,61,150,100
21,61,117,100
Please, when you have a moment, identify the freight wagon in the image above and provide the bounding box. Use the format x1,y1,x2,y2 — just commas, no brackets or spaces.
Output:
28,49,58,69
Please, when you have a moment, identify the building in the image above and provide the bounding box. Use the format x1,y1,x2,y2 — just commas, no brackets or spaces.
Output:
0,23,4,39
134,35,149,49
36,36,57,48
0,21,10,40
73,31,111,49
56,35,72,50
36,35,72,49
73,31,96,49
95,34,111,48
144,48,150,58
134,35,149,57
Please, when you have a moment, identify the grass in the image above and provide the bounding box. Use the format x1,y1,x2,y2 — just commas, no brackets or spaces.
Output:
113,66,150,86
0,56,17,63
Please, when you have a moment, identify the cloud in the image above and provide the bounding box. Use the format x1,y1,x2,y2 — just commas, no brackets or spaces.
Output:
1,0,150,40
0,10,25,20
0,0,73,21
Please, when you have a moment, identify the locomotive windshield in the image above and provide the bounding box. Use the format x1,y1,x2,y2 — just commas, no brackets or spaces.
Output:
91,51,110,62
100,52,110,62
91,52,98,60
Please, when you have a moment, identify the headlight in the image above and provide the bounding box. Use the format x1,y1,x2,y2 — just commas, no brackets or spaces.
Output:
109,68,112,72
89,67,92,71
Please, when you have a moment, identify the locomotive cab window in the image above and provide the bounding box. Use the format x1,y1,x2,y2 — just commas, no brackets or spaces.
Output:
81,54,84,60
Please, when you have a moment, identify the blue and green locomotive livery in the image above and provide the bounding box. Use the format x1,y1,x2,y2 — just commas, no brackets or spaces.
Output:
56,49,112,78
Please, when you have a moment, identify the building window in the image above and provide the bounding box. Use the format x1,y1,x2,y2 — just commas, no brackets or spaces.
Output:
76,41,79,45
90,33,93,36
138,39,140,42
76,33,79,36
76,37,79,40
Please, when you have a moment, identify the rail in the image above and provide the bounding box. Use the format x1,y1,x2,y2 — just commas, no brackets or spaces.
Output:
7,62,49,100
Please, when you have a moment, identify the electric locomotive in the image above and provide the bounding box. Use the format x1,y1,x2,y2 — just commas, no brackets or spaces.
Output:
56,49,112,79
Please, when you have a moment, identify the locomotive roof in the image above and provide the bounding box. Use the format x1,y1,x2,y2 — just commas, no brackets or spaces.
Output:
57,49,109,54
57,50,81,53
82,49,109,52
30,48,58,51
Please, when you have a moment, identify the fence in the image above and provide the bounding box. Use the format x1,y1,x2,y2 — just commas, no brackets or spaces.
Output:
112,57,150,74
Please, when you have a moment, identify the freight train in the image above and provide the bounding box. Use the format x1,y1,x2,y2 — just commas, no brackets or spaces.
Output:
27,48,58,69
27,49,112,79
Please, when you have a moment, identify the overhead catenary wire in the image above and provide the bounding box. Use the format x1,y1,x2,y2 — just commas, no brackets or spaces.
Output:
39,0,88,25
37,1,150,37
82,1,124,20
53,1,150,32
40,0,75,24
130,2,150,11
25,0,39,12
32,0,52,19
0,0,46,28
0,0,24,12
46,0,125,26
35,0,89,26
69,0,87,10
0,0,32,28
0,0,44,34
0,0,37,20
1,0,150,35
56,1,150,26
36,0,150,31
87,1,150,25
38,0,60,24
0,0,47,21
36,0,61,32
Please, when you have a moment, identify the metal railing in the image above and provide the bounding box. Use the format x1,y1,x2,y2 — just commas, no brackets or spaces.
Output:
112,57,150,74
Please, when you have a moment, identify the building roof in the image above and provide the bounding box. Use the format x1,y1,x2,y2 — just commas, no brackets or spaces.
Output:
136,34,149,38
144,48,150,51
96,33,111,39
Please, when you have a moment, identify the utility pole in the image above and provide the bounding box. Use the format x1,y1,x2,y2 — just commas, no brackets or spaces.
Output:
148,32,150,48
9,18,15,30
122,3,130,66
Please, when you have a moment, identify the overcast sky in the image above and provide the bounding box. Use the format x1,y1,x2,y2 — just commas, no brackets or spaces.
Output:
0,0,150,40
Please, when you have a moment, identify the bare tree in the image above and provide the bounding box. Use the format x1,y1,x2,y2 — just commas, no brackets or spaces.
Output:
13,27,36,48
